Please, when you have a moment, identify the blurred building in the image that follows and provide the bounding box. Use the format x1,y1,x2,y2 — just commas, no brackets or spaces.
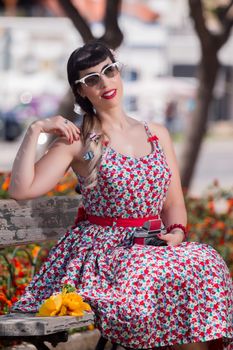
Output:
0,0,233,130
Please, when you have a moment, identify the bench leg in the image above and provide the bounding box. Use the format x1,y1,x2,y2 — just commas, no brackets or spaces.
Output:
31,332,69,350
29,339,51,350
95,335,108,350
111,344,119,350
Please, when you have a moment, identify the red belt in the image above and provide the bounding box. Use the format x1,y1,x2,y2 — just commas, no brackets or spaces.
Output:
73,206,160,228
87,214,161,227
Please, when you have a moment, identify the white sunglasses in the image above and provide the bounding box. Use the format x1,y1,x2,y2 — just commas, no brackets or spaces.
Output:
74,61,123,87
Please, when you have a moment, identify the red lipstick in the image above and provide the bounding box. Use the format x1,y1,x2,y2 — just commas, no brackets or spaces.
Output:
101,89,117,99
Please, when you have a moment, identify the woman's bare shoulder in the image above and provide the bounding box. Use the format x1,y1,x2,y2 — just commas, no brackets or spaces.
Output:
147,122,171,146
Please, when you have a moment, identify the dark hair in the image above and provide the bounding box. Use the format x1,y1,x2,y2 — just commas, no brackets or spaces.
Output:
67,41,116,188
67,40,115,116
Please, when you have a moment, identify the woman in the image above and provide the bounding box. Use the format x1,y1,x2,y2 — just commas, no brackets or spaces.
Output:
9,41,233,350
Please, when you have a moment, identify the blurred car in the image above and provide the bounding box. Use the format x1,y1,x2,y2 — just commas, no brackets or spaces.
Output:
0,110,23,141
0,93,60,141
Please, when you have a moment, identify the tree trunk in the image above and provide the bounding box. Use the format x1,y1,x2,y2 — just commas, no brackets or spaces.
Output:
57,0,94,42
180,53,220,190
181,0,233,191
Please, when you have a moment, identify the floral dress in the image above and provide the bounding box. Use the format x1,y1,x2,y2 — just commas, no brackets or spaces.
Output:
12,122,233,349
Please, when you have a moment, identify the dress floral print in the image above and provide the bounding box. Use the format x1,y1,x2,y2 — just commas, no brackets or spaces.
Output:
12,122,233,349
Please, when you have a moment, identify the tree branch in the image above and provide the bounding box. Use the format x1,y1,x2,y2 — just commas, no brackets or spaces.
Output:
57,0,94,43
188,0,213,52
215,0,233,23
215,1,233,48
100,0,123,49
217,17,233,48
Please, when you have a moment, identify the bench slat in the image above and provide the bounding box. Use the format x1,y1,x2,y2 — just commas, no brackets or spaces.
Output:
0,196,81,247
0,312,94,336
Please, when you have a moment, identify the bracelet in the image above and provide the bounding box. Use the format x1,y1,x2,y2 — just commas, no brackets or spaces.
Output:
166,224,188,240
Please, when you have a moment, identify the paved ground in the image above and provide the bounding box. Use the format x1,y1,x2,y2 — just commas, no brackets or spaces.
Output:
1,135,233,196
175,138,233,195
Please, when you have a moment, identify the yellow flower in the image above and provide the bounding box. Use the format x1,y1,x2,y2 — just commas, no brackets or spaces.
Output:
46,191,54,197
2,176,10,191
62,292,91,316
215,221,225,230
37,294,63,317
68,310,84,317
36,284,92,318
58,305,67,316
31,245,40,258
88,324,95,331
62,292,83,311
82,302,92,311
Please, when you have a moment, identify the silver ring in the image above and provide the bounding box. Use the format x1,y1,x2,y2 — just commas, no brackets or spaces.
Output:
64,119,68,124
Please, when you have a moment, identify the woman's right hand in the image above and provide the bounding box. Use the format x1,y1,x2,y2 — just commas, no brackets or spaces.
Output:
32,115,80,143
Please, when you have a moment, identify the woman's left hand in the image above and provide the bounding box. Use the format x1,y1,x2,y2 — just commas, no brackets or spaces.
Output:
158,231,184,247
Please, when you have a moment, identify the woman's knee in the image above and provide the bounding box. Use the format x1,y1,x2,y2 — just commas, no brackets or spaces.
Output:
208,338,223,350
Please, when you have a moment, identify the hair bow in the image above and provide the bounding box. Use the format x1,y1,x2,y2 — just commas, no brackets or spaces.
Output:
83,151,94,161
147,135,158,143
89,132,101,143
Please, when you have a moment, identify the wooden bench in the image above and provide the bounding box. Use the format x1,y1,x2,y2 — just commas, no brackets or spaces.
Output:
0,196,107,350
0,196,144,350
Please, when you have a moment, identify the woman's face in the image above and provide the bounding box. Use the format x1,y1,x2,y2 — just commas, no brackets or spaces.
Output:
77,57,123,111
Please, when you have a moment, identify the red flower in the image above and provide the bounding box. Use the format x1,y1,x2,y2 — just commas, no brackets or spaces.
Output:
11,296,18,303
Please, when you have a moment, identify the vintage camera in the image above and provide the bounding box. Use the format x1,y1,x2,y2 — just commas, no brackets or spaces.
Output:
133,220,167,246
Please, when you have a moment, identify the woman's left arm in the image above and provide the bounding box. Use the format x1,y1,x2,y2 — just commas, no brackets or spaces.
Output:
150,123,187,246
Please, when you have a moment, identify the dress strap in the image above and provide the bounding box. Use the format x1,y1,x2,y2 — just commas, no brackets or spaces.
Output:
143,121,159,143
143,121,152,138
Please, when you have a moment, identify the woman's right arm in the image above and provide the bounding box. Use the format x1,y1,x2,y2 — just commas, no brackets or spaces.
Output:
9,116,81,200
